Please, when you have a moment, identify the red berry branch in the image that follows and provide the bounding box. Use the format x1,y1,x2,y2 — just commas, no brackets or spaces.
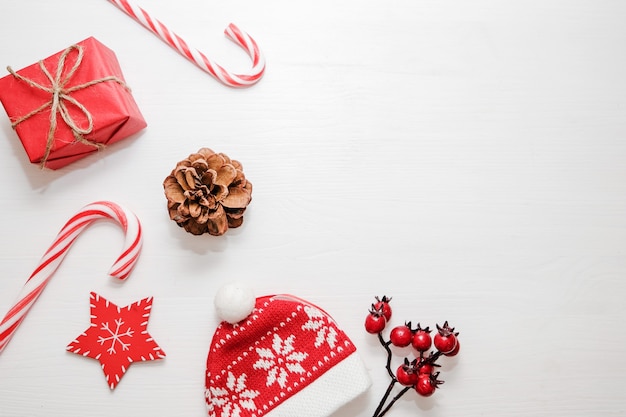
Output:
365,296,460,417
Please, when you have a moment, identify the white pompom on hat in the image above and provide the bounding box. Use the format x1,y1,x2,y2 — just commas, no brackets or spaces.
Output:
206,284,371,417
214,282,256,324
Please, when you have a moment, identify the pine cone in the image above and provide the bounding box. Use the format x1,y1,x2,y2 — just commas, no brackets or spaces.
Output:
163,148,252,236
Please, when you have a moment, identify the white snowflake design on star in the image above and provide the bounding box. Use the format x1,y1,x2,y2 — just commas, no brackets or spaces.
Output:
97,318,134,354
253,333,308,388
301,305,338,349
207,372,259,417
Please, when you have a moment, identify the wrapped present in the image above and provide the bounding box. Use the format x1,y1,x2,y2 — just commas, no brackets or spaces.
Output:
0,37,147,170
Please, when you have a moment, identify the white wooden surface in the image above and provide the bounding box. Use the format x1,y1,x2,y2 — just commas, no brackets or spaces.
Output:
1,1,625,416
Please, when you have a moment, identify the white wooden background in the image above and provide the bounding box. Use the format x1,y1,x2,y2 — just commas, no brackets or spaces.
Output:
1,1,625,416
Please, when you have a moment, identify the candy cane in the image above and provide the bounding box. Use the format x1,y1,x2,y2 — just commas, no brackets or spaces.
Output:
107,0,265,88
0,201,142,354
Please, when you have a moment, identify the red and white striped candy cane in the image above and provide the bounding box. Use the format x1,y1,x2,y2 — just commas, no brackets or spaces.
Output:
107,0,265,88
0,201,142,354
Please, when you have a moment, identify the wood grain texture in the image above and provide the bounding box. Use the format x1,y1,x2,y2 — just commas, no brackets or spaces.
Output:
1,0,625,416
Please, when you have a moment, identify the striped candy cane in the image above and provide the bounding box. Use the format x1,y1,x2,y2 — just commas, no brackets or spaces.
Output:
108,0,265,87
0,201,143,354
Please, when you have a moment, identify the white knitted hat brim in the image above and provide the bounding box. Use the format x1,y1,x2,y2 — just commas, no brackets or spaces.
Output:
263,351,371,417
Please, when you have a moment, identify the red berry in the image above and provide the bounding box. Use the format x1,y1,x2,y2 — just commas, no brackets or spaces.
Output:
434,321,458,354
373,296,392,321
390,323,413,347
418,352,441,375
444,340,460,357
415,375,436,396
411,324,432,352
415,372,443,397
396,358,418,386
364,311,386,334
418,362,434,375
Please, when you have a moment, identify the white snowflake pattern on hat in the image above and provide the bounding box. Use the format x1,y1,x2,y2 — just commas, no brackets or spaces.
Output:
207,371,260,417
253,333,308,388
301,305,338,349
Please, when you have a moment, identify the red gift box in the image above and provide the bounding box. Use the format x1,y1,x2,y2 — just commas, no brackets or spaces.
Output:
0,37,147,170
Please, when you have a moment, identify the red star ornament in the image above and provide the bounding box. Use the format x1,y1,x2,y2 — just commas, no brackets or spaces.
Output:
67,292,166,389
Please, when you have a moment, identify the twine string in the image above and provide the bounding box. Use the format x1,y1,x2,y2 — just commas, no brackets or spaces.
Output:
6,44,128,167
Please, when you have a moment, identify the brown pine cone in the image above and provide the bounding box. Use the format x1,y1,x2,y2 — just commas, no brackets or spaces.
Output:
163,148,252,236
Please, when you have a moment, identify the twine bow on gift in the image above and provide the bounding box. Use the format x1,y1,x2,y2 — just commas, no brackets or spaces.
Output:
7,44,128,167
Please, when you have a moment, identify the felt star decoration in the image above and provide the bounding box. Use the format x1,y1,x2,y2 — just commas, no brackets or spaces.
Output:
67,292,166,389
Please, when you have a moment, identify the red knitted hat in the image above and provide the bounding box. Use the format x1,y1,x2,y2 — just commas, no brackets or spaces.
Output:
205,285,371,417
